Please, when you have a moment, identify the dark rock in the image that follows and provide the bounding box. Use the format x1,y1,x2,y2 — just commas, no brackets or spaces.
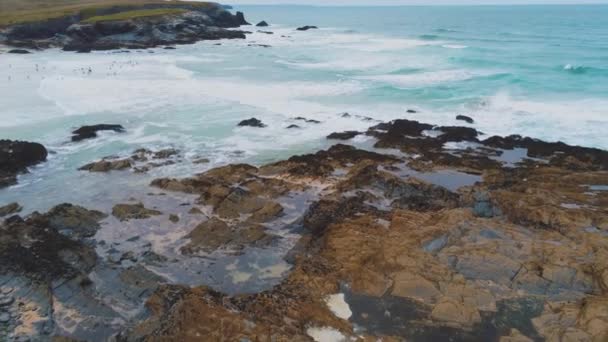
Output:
483,135,608,170
286,124,301,129
235,11,250,26
0,140,47,188
153,148,179,159
44,203,107,239
437,126,479,142
93,20,136,36
0,208,98,281
71,124,125,142
256,21,269,27
0,203,22,217
164,46,176,50
257,30,273,34
341,113,352,118
238,118,266,128
294,117,321,124
456,115,474,124
327,131,361,140
296,25,318,31
407,109,418,113
8,49,31,54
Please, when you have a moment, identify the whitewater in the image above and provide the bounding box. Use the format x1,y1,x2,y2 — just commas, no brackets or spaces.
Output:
1,5,607,213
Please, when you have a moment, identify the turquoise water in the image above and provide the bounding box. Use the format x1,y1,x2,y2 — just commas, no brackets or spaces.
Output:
0,5,607,212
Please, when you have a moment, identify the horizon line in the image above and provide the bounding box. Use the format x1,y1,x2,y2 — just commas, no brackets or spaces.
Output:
230,2,608,6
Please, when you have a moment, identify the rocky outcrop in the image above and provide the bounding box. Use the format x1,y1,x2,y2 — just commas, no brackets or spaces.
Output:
71,124,125,142
238,117,266,128
0,140,47,188
0,4,250,51
256,20,269,27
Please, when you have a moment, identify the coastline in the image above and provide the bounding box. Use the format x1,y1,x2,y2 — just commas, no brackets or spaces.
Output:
2,117,608,340
0,1,250,53
1,3,608,341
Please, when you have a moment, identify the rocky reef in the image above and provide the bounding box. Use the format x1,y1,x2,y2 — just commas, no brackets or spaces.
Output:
0,1,250,52
2,118,608,341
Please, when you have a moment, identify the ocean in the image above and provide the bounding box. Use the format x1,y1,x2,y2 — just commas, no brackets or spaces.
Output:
1,5,607,213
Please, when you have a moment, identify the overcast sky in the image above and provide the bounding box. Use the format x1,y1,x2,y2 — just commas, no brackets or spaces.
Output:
231,0,607,5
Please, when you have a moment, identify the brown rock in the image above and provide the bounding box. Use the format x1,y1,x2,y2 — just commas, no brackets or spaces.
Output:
112,203,161,221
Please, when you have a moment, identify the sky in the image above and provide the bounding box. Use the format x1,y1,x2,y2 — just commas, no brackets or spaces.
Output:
231,0,607,4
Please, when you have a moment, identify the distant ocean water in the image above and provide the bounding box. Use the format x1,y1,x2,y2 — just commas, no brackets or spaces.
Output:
0,5,607,212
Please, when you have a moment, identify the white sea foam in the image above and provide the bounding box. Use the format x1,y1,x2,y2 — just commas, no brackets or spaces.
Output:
325,293,352,320
307,326,347,342
408,92,608,149
442,44,468,49
356,69,487,88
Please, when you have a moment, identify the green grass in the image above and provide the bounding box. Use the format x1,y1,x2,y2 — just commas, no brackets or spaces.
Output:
0,0,215,27
82,8,187,23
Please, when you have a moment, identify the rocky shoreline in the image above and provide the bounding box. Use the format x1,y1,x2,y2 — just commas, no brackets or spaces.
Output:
1,117,607,341
0,2,250,52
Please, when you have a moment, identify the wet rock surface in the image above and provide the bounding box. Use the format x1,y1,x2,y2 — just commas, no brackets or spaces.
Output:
79,147,182,173
0,139,47,188
3,118,608,341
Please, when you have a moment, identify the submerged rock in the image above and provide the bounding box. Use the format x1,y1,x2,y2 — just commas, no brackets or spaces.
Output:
181,218,275,255
71,124,125,142
79,158,132,172
237,117,266,128
112,203,162,221
0,139,47,188
8,49,31,54
296,25,318,31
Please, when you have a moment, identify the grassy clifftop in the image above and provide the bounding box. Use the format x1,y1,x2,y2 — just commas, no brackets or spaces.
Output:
0,0,217,27
82,8,188,23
